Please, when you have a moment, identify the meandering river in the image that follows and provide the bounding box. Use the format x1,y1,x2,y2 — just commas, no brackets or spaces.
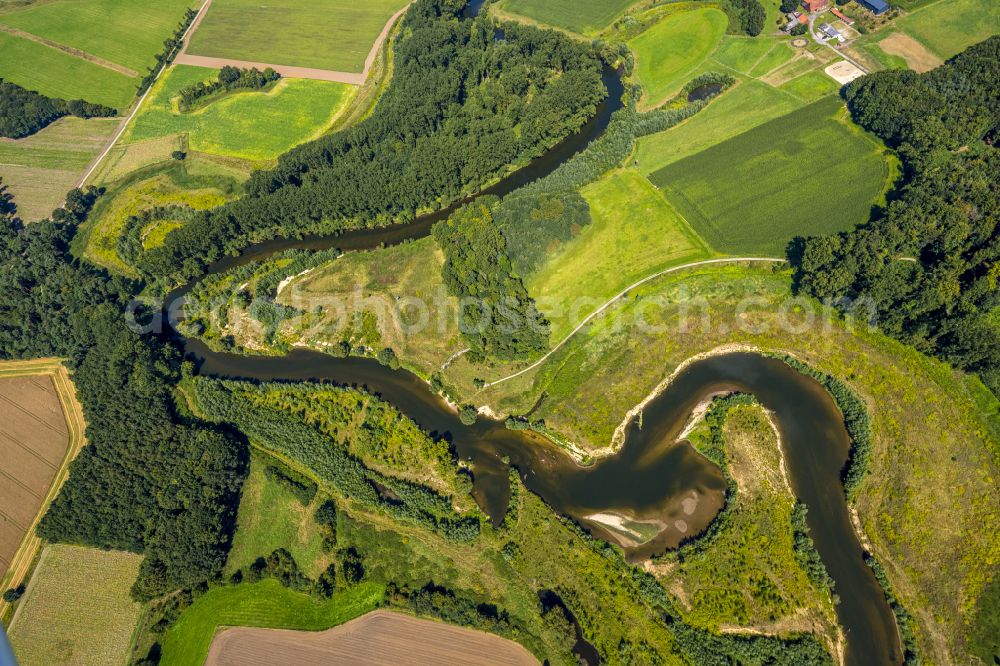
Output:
163,51,902,666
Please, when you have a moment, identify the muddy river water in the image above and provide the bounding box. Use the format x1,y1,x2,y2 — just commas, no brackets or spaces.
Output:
164,50,902,665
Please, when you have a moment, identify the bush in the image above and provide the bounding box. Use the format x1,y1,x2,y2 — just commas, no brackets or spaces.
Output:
2,584,25,603
459,405,479,426
170,150,186,161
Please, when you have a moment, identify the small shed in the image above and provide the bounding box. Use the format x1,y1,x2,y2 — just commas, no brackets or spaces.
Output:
858,0,889,14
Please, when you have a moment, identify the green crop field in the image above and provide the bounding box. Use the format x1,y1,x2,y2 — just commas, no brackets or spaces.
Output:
527,169,712,340
186,0,409,72
635,79,801,175
0,0,193,73
648,96,889,255
158,580,384,666
8,545,143,666
225,454,332,579
497,0,635,33
896,0,1000,59
0,31,137,109
123,65,357,161
0,116,118,222
628,7,728,107
779,70,841,101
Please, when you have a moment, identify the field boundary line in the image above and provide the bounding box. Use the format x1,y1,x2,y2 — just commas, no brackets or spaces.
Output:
76,0,213,188
175,0,413,85
0,24,139,77
0,362,87,620
483,257,786,387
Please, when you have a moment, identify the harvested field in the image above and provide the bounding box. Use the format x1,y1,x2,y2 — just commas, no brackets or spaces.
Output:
877,32,942,73
206,610,539,666
0,360,85,620
0,376,68,570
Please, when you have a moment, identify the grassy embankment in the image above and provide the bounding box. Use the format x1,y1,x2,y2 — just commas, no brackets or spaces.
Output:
185,0,410,72
468,262,999,663
7,545,144,666
0,117,118,222
0,0,194,109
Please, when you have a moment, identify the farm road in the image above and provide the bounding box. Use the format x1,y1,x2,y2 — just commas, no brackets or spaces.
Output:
175,0,412,85
483,257,787,388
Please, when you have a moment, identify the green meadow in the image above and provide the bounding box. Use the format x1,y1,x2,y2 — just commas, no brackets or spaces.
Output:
526,169,712,340
186,0,409,72
0,31,137,109
779,70,841,101
124,65,356,161
158,580,384,666
0,0,193,73
628,7,728,107
648,96,888,255
497,0,635,33
896,0,1000,58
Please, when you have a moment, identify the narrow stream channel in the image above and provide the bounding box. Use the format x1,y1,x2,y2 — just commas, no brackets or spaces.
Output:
159,28,902,664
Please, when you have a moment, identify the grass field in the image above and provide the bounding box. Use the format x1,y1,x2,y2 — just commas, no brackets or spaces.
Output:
895,0,1000,59
8,545,143,666
471,261,1000,662
205,611,538,666
526,169,712,340
280,236,464,376
0,31,137,109
224,454,332,579
628,8,728,107
779,70,841,101
635,79,801,175
123,65,357,162
77,160,241,273
0,117,118,222
186,0,409,72
648,96,888,255
158,580,384,666
711,36,777,74
496,0,635,34
664,404,838,645
0,0,193,73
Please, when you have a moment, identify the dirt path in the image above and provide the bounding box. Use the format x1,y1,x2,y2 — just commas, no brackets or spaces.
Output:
0,24,138,77
483,257,787,388
0,359,86,620
175,0,412,85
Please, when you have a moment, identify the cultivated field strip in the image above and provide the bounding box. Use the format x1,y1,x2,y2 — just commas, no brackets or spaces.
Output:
206,610,539,665
0,360,86,620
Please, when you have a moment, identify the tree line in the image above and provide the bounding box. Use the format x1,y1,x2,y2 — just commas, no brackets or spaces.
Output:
135,0,607,284
176,66,280,112
793,37,1000,396
0,79,116,139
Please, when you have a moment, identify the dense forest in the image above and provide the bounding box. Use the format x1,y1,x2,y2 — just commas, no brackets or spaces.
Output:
0,183,246,600
0,79,116,139
136,0,606,283
794,37,1000,395
433,200,551,360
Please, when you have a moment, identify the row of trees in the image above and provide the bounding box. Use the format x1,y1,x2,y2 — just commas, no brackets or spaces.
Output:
135,0,607,283
136,7,198,97
0,79,116,138
176,66,280,112
793,37,1000,395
